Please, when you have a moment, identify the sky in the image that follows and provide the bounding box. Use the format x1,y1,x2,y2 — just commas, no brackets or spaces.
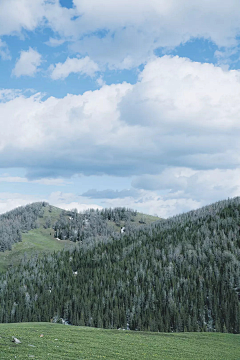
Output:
1,0,240,217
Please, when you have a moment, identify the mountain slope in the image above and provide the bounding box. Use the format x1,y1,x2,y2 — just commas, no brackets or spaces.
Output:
0,197,240,333
0,204,73,272
0,203,160,272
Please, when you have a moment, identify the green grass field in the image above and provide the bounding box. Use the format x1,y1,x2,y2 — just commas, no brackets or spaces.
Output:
0,227,74,272
0,323,239,360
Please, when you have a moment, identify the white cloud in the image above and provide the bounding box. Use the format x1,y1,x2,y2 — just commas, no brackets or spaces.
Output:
50,56,99,80
81,167,240,217
66,0,240,68
0,82,131,155
56,201,102,212
2,56,240,214
45,37,66,47
2,56,240,174
0,0,46,36
70,0,240,49
0,0,239,50
0,192,41,214
96,76,105,87
0,89,22,102
48,192,102,213
100,190,201,218
132,167,240,203
0,175,69,186
1,1,240,69
12,47,42,77
0,39,11,60
0,191,102,215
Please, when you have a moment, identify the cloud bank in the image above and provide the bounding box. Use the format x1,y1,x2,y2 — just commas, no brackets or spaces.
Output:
1,55,240,215
1,56,240,175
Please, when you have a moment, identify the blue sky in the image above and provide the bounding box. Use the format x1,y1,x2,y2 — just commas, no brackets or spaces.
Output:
1,0,240,217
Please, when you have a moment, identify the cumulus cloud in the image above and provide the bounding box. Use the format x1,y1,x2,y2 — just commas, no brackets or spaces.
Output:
64,0,240,68
0,0,239,50
12,47,42,77
2,56,240,176
0,0,73,39
2,56,240,214
0,82,132,171
1,0,240,70
50,56,99,80
2,1,240,70
0,0,46,36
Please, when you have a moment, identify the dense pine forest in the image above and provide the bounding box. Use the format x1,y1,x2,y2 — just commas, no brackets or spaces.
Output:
0,198,240,333
54,207,138,242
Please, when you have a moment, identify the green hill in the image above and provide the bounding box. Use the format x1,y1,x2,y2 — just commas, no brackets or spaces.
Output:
0,203,160,272
0,323,239,360
0,205,72,273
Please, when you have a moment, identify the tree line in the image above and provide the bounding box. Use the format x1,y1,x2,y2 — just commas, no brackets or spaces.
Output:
54,207,137,242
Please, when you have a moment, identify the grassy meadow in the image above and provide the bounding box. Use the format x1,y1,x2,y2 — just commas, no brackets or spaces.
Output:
0,323,239,360
0,205,73,273
108,212,160,231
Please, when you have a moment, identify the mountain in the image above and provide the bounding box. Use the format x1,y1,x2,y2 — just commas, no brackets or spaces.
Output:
0,197,240,333
0,202,159,272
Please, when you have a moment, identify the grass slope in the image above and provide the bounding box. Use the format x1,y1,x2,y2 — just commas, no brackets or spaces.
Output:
0,323,239,360
0,205,73,273
108,212,160,231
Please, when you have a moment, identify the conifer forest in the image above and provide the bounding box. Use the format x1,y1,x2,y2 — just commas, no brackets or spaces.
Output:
0,198,240,334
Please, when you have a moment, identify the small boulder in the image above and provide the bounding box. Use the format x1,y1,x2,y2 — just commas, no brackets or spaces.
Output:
12,337,21,344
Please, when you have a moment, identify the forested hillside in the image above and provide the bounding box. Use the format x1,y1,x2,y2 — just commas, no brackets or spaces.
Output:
53,207,149,242
0,203,158,255
0,197,240,333
0,202,48,252
0,203,158,272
